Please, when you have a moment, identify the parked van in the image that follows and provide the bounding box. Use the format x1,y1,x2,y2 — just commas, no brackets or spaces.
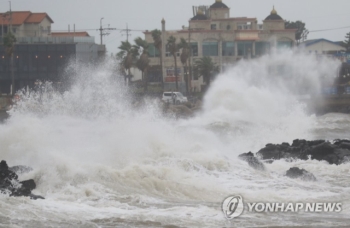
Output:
162,92,188,104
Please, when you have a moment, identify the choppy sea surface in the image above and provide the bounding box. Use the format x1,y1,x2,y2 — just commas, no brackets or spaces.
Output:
1,51,349,227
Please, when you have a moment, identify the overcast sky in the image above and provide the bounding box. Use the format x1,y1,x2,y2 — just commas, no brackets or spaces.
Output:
1,0,349,54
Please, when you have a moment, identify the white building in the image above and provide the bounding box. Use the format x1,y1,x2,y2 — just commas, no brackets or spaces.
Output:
0,11,53,38
144,0,297,93
301,39,346,55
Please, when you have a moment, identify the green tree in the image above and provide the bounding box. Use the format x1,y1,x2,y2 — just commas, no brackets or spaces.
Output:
3,32,16,95
133,37,150,92
115,53,127,80
178,38,190,95
151,29,163,87
194,56,217,88
167,36,179,91
117,41,133,84
285,21,309,45
344,32,350,51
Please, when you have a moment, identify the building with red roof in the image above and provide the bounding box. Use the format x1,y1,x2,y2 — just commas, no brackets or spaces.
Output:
0,11,105,95
0,11,54,37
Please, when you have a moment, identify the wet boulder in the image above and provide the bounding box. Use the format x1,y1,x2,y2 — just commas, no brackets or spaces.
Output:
0,160,44,199
9,165,33,175
286,167,316,181
255,139,350,165
302,142,339,165
256,144,281,160
239,152,265,171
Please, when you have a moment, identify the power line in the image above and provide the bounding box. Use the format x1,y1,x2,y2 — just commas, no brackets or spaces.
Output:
120,24,132,42
53,28,145,32
103,33,120,44
309,25,350,33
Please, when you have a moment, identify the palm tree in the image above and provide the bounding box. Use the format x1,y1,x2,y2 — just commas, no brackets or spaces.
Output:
133,37,150,92
194,56,217,88
151,29,163,87
178,38,190,95
3,32,16,95
117,41,133,84
167,36,179,91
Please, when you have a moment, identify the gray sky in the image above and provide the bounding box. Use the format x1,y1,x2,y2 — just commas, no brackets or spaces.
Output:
1,0,349,54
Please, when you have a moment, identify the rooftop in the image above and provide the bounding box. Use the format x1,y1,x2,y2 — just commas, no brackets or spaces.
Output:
264,6,283,20
210,0,229,9
51,32,90,37
302,38,345,47
0,11,53,26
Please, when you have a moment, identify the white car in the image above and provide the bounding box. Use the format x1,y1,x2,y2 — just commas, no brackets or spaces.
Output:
162,92,188,104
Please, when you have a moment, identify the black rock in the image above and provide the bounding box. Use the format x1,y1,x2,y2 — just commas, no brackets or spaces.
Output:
9,166,33,175
286,167,316,181
281,142,290,148
291,139,307,147
239,152,265,171
254,139,350,165
334,148,350,164
0,160,44,199
256,144,281,160
333,139,350,145
302,142,338,164
262,159,274,164
29,194,45,200
338,142,350,151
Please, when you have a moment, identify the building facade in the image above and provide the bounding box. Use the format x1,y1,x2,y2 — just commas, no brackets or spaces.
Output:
301,39,346,55
0,11,53,38
0,11,104,94
144,0,296,92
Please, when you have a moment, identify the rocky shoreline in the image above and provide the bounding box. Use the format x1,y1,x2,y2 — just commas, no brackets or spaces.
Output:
0,160,44,200
239,139,350,181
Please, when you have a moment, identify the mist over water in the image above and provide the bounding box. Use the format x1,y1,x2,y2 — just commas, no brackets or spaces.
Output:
0,51,349,227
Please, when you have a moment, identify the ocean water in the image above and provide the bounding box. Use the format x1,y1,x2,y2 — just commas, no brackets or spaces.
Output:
0,50,349,227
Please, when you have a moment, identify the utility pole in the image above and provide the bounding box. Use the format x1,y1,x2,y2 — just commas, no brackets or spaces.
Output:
9,1,14,96
120,24,132,42
188,25,192,95
98,18,116,45
99,18,103,45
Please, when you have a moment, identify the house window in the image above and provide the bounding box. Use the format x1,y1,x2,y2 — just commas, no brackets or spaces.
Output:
190,42,198,56
202,42,218,56
256,42,270,56
222,42,234,56
277,41,292,49
211,24,217,30
148,44,160,57
237,42,252,56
